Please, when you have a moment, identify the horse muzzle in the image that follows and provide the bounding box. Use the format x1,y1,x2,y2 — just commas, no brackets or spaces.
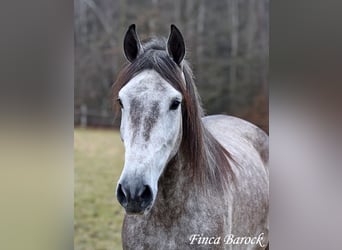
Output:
116,180,154,214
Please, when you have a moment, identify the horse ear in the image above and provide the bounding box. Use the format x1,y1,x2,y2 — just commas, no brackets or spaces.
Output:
124,24,143,62
167,24,185,65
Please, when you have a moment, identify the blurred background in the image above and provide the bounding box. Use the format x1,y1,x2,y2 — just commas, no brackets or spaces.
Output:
74,0,269,132
74,0,268,249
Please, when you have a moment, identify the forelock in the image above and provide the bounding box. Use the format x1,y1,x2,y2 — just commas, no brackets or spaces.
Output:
113,38,187,101
142,38,167,51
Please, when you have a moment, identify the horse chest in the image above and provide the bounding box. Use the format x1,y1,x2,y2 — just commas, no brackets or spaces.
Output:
122,204,226,250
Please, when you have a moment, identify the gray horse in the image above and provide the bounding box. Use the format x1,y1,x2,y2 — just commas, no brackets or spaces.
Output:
113,24,269,250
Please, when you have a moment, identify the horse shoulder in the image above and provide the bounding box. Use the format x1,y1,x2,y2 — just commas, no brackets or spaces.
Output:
202,115,269,247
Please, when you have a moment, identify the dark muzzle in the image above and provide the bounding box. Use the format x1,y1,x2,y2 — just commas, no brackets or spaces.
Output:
116,181,153,214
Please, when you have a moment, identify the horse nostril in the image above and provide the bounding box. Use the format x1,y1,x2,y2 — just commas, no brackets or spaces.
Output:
117,184,128,207
117,182,153,213
139,185,153,207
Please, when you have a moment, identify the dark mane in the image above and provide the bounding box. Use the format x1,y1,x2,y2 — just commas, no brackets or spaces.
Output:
112,38,235,192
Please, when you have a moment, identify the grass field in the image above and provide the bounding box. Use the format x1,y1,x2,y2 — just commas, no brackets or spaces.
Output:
74,128,125,250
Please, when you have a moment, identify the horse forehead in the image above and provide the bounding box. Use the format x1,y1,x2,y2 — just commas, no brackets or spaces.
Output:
120,70,178,99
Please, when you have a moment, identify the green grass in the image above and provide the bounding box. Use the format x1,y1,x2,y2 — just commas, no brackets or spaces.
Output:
74,128,125,250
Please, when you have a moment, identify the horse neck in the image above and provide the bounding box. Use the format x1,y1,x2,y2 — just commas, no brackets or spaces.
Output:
153,154,193,213
156,122,210,202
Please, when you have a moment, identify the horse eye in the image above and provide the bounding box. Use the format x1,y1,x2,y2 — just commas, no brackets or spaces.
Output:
170,100,181,110
117,98,123,109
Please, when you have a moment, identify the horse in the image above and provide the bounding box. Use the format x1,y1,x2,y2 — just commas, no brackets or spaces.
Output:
112,24,269,250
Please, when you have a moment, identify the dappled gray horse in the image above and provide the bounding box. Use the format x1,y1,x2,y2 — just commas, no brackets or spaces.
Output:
113,24,269,249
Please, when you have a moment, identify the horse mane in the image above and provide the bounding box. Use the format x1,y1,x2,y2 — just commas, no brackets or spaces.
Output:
113,38,235,193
